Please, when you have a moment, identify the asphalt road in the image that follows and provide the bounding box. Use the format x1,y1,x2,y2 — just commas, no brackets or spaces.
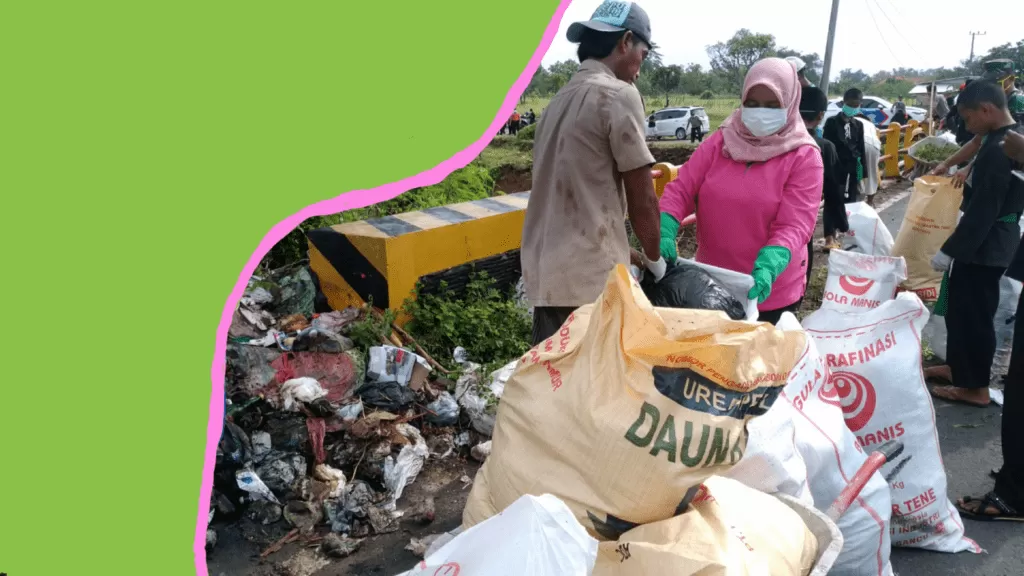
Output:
874,191,1024,576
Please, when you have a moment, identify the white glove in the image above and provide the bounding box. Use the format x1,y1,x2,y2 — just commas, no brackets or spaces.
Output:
930,251,952,272
643,254,668,283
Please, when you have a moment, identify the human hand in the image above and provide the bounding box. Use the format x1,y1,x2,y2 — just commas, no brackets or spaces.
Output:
930,251,952,272
748,267,774,304
930,161,950,176
951,166,970,189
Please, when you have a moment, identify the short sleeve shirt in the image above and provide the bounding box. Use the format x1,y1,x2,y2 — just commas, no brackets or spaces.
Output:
521,59,656,308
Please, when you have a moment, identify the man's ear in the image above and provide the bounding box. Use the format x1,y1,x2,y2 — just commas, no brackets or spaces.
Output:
817,112,825,125
620,30,634,53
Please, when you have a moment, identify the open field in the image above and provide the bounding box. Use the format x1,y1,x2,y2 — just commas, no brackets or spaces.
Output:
518,94,741,131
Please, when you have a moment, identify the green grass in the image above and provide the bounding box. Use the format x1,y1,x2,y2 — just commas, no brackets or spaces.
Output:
477,141,532,172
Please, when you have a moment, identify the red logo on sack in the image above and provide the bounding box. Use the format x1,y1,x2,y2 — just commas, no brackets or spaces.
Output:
432,563,461,576
838,276,875,296
819,370,877,432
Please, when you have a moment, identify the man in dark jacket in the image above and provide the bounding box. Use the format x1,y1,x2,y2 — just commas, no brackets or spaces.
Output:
823,88,867,204
955,125,1024,522
929,80,1024,408
802,86,848,256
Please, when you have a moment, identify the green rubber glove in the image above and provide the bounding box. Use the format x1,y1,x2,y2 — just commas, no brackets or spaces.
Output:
748,246,792,304
659,212,680,263
856,157,864,181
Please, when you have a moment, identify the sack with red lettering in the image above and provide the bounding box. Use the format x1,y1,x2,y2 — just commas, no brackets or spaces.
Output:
775,313,894,576
822,250,907,313
801,293,982,554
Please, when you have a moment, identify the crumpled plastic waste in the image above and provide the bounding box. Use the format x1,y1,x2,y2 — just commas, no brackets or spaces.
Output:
336,400,363,422
256,452,307,498
640,260,746,320
451,353,512,436
284,500,323,533
366,346,430,386
323,480,377,534
358,381,417,411
312,464,347,499
250,431,272,463
246,500,283,525
236,468,281,505
424,391,459,426
280,377,327,411
383,424,430,510
406,535,443,558
311,308,361,334
470,441,492,462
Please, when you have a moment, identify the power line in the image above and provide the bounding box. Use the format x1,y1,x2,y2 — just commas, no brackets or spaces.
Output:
873,0,928,65
864,0,903,68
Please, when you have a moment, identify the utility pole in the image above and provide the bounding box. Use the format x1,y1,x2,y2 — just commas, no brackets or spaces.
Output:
969,31,987,62
821,0,841,96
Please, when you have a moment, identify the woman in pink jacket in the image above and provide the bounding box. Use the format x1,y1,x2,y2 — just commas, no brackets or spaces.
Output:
659,58,823,324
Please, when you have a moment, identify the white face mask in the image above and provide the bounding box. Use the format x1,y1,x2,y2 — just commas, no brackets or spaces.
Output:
741,107,788,137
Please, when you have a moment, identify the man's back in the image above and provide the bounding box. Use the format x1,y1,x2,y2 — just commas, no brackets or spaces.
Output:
945,124,1024,267
522,60,654,308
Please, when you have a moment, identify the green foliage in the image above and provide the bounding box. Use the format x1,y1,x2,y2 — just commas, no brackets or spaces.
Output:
404,271,531,370
517,123,536,141
700,90,715,100
262,164,494,269
347,307,395,351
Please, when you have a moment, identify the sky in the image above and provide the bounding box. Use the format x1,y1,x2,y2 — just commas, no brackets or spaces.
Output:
541,0,1021,76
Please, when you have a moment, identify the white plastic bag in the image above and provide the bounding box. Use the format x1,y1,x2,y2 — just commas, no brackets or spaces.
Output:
725,394,812,505
676,257,759,321
821,250,907,313
367,346,420,386
993,223,1023,382
278,377,327,411
395,494,598,576
776,313,894,576
856,118,882,198
842,202,894,256
802,294,981,554
383,423,429,510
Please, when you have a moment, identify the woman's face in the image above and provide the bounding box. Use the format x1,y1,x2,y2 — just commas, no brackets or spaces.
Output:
743,84,782,109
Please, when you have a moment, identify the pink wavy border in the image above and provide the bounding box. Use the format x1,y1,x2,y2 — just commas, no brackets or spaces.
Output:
195,1,572,573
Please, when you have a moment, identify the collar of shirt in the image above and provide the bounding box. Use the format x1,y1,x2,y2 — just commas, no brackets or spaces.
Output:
580,59,616,78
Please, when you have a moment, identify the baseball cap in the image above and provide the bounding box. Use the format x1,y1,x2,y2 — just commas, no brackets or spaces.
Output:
566,1,652,47
983,59,1016,81
786,56,807,73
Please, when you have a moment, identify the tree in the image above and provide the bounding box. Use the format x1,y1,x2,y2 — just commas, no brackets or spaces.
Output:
651,65,682,107
546,59,579,94
777,48,823,85
680,63,710,95
706,29,778,92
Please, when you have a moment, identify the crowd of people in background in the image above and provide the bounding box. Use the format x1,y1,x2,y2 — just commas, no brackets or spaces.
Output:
499,108,537,136
523,0,1024,523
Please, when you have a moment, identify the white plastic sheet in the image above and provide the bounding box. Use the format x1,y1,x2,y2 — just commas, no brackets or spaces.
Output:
394,494,598,576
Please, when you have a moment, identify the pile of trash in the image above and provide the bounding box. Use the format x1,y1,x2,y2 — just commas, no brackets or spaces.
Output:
211,265,514,567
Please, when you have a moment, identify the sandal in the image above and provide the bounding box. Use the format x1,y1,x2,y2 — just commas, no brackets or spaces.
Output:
956,492,1024,522
929,385,991,407
822,241,841,253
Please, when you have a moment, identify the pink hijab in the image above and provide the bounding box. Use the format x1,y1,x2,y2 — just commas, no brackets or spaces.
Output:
720,57,818,164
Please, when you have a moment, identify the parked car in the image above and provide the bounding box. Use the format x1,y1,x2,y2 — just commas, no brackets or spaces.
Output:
822,96,926,126
646,107,711,140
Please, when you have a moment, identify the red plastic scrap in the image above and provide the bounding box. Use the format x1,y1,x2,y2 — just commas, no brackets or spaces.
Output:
307,417,327,464
265,352,356,404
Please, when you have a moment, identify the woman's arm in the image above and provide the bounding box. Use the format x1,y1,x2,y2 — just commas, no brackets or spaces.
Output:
767,147,825,253
658,131,719,220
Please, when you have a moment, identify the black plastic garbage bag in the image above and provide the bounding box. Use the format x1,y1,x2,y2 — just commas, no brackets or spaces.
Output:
358,381,416,411
640,261,746,320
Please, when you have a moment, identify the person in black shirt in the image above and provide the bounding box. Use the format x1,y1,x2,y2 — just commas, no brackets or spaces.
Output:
956,122,1024,521
823,88,867,205
929,80,1024,410
801,87,848,256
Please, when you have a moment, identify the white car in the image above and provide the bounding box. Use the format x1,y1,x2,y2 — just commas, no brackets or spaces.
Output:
646,107,711,140
822,96,926,126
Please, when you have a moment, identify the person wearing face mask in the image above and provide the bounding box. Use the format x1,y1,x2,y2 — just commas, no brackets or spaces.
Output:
521,0,665,346
657,58,823,325
823,88,867,206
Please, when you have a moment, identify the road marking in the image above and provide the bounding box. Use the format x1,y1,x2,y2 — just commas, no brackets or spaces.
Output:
875,189,912,214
